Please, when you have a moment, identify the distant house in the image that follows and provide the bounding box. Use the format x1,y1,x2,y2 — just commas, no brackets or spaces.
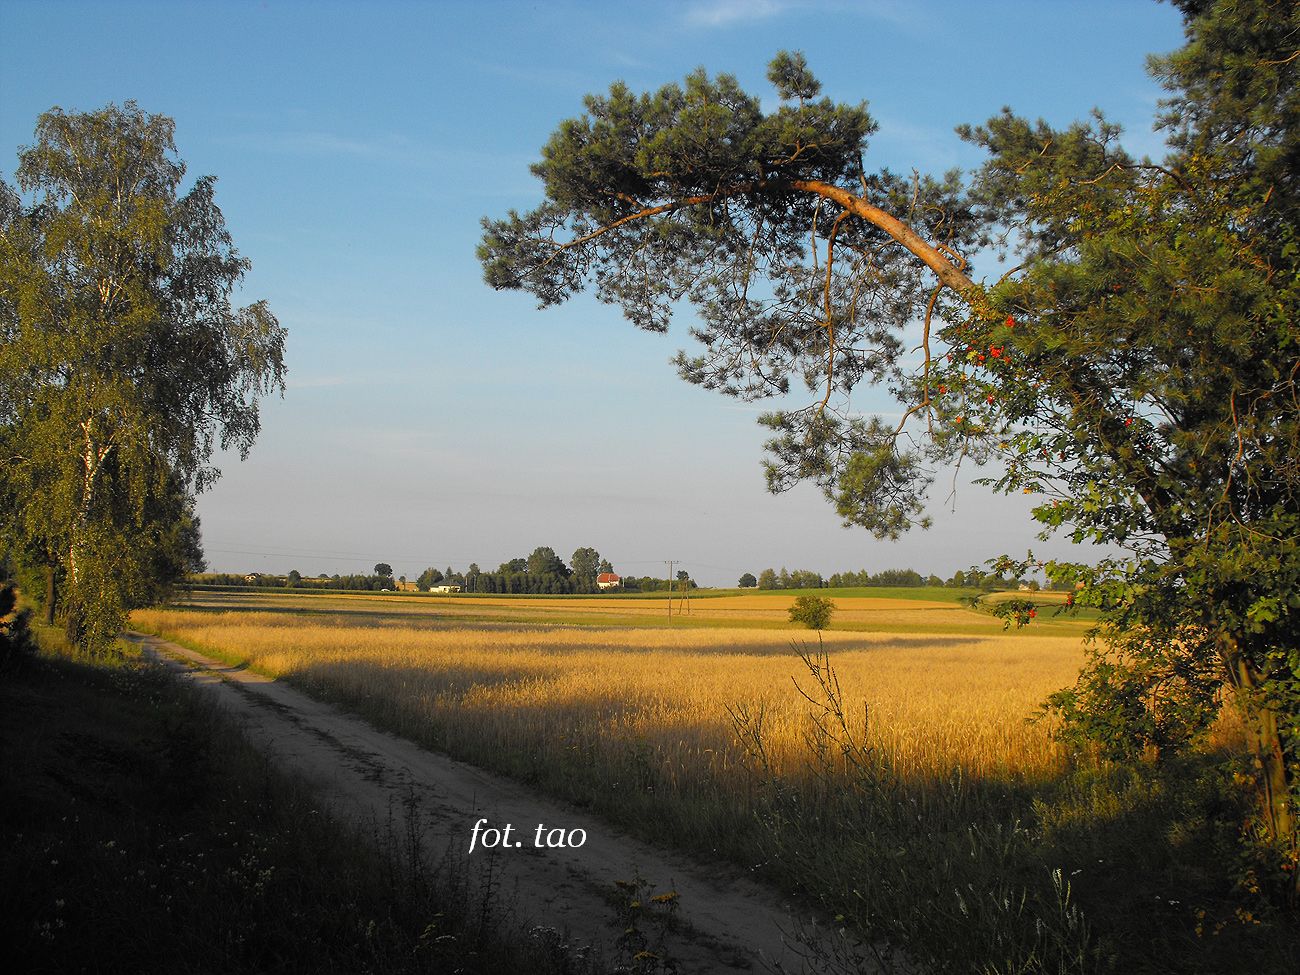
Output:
397,580,419,592
596,572,622,590
432,585,462,594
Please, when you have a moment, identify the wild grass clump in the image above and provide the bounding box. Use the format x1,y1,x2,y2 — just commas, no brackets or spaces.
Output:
730,643,1104,973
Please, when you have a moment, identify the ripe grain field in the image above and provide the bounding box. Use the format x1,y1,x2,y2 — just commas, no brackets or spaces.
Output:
135,590,1087,783
131,590,1261,973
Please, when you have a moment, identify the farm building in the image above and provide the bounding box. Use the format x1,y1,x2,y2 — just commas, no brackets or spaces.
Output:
596,572,622,590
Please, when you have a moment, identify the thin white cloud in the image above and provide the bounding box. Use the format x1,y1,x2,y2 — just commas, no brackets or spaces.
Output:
684,0,791,27
681,0,917,31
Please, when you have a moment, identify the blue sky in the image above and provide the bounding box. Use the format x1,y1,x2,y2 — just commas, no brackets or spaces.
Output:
2,0,1187,584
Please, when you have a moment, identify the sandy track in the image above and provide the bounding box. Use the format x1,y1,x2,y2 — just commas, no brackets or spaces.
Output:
128,631,819,973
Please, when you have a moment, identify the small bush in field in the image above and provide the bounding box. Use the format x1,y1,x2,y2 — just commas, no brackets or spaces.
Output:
788,594,834,630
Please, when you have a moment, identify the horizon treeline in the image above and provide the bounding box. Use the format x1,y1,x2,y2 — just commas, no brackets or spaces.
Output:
194,552,1058,595
746,565,1053,591
195,545,698,596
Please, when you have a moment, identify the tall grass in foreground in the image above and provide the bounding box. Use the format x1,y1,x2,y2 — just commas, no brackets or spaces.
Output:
132,606,1290,974
1,624,599,974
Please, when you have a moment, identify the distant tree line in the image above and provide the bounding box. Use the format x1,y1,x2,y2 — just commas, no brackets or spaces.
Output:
742,565,1058,591
199,570,396,592
621,575,698,593
199,546,641,596
202,551,1056,596
414,546,621,595
408,550,697,595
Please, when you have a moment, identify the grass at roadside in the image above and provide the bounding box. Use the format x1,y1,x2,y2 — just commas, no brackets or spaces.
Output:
0,623,595,975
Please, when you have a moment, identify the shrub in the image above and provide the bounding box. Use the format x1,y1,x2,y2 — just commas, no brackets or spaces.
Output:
0,581,36,667
788,594,834,630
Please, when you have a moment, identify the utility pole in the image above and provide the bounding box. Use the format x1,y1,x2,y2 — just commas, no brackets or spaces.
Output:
664,560,676,623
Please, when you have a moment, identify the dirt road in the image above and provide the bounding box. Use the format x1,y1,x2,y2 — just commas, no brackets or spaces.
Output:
129,631,819,972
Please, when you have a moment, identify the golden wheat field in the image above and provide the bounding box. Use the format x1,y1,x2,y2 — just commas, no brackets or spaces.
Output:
132,590,1089,784
130,585,1253,967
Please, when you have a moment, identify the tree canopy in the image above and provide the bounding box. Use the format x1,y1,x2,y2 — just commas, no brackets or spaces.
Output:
788,593,834,630
479,49,982,539
526,545,568,578
1,102,285,648
570,545,601,580
481,0,1299,874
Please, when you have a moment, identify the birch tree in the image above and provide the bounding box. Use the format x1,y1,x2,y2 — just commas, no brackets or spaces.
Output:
0,102,285,649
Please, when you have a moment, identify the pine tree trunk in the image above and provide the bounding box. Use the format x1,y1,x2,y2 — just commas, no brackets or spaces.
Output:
1219,633,1297,889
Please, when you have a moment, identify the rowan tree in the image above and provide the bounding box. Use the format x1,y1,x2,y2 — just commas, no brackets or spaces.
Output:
480,1,1299,875
1,102,285,649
